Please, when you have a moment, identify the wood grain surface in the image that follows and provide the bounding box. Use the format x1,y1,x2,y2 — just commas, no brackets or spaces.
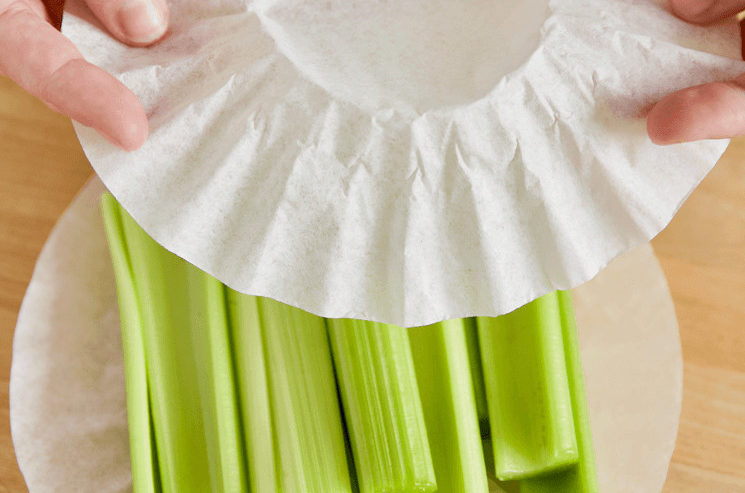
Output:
1,73,745,492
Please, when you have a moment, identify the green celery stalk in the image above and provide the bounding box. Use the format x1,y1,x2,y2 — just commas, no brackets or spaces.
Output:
520,291,599,493
327,318,436,493
118,201,213,492
477,292,578,480
226,290,277,493
185,272,248,492
258,298,353,492
409,319,489,493
100,195,157,493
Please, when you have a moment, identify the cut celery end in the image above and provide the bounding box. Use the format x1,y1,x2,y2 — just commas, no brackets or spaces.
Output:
520,291,599,493
226,290,277,493
409,318,489,493
258,298,353,493
100,195,157,493
328,318,436,493
477,292,579,480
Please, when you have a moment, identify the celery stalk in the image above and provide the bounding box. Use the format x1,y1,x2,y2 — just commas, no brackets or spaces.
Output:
520,291,599,493
409,319,489,493
100,195,157,493
226,291,277,493
327,318,436,493
477,292,578,480
258,298,352,492
185,272,248,493
119,204,212,492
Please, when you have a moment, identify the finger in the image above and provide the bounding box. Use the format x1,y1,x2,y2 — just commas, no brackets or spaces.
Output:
669,0,745,24
84,0,168,47
647,76,745,144
0,2,148,150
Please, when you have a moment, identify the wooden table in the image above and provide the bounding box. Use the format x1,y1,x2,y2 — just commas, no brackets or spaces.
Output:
1,74,744,492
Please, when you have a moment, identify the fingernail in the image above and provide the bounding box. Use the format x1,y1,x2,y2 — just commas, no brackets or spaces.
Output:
116,0,167,45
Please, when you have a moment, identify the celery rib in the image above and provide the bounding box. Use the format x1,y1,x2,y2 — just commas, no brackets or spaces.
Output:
409,319,489,493
327,319,436,493
100,195,157,493
186,272,248,493
477,292,579,480
520,291,599,493
258,298,352,493
226,291,277,493
119,204,213,492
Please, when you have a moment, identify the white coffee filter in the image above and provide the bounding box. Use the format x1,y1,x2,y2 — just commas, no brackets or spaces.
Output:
9,177,682,493
63,0,743,326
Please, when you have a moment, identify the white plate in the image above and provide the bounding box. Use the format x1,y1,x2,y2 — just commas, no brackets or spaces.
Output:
10,178,682,492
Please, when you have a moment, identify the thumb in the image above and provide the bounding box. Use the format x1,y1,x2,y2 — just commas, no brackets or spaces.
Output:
84,0,169,47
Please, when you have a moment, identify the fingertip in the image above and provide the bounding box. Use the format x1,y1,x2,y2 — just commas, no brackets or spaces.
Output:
646,99,682,145
116,0,169,47
86,0,170,47
43,59,150,151
109,91,149,151
669,0,716,24
647,82,745,145
647,85,711,145
107,107,149,151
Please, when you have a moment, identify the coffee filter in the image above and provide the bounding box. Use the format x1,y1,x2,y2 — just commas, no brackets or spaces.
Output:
63,0,743,326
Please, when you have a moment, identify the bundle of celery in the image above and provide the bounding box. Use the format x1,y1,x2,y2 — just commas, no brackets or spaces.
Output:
101,194,598,493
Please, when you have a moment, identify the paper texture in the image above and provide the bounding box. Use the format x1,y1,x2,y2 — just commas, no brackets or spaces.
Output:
60,0,744,326
10,178,681,492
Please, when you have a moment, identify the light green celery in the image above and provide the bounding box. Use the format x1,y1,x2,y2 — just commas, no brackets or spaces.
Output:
327,318,436,493
100,195,157,493
520,291,598,493
409,319,488,493
258,298,352,493
463,317,489,429
118,203,211,492
116,199,247,492
185,272,248,493
477,292,578,480
226,291,277,493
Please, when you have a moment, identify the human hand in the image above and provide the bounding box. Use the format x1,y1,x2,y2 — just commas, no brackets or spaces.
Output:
648,0,745,144
0,0,169,151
